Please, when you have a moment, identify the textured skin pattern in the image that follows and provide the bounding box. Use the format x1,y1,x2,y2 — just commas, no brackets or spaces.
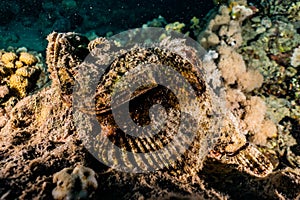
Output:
86,37,214,175
46,32,274,178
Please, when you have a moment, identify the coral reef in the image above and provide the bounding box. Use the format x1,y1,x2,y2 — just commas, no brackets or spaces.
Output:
235,1,300,167
0,48,47,130
0,0,299,199
0,49,46,98
195,1,277,149
0,26,295,199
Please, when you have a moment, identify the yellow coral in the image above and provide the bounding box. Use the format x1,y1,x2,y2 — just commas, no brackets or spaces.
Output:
15,66,36,77
9,74,29,97
15,61,23,68
19,52,38,65
5,62,15,69
1,52,17,64
229,1,238,11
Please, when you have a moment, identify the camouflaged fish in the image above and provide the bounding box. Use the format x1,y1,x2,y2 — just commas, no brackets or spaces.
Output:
46,31,273,178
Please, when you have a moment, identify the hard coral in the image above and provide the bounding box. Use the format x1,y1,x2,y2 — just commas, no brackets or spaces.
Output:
1,52,17,64
9,74,29,97
19,52,38,65
0,50,45,98
0,49,47,130
52,166,98,200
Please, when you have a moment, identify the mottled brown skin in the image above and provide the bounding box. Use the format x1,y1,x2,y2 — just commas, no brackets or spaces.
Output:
46,32,273,179
46,32,90,105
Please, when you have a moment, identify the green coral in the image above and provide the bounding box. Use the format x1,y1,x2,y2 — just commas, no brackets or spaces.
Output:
288,2,300,22
165,21,185,33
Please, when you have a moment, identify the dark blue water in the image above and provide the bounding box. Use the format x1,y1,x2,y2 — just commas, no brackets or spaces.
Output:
0,0,215,52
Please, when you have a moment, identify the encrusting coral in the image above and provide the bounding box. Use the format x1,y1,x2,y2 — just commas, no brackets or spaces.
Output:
165,21,185,33
19,52,38,66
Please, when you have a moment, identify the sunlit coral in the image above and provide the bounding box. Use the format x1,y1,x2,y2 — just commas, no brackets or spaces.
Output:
19,52,38,65
9,74,29,97
165,21,185,33
1,52,17,64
